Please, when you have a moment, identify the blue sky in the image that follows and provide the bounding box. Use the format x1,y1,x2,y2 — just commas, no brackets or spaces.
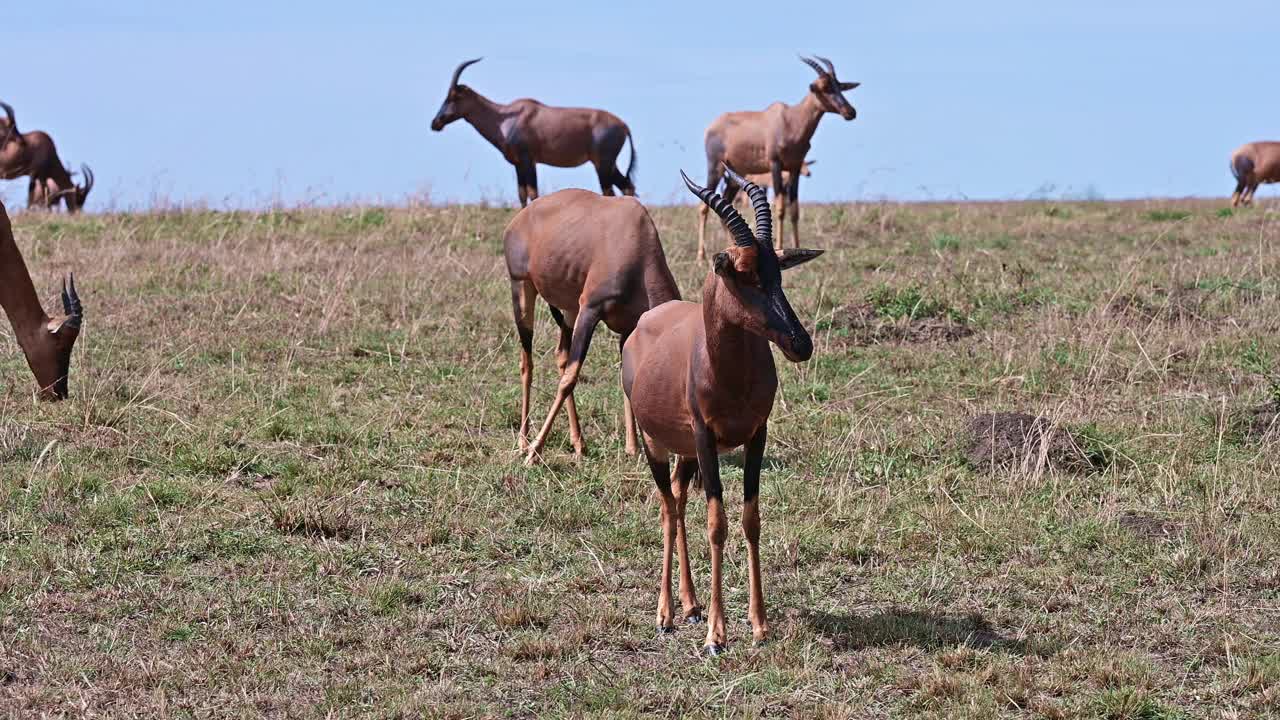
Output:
6,1,1278,209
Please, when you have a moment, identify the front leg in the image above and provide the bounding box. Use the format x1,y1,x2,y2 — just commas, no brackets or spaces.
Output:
786,170,800,249
641,437,678,633
742,423,769,644
770,161,787,251
694,419,727,654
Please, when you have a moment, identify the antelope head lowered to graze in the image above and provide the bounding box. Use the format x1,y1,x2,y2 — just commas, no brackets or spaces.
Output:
504,188,680,465
622,164,822,654
0,101,94,213
431,58,638,207
697,56,857,259
1230,141,1280,207
0,200,84,400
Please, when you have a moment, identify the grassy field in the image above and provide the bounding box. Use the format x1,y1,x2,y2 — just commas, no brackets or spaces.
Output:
1,198,1278,718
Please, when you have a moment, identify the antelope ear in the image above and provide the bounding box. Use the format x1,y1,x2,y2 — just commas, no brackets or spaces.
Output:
839,81,860,91
712,252,736,278
776,248,824,270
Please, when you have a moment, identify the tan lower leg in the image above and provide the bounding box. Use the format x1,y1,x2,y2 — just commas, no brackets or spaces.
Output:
518,350,532,451
743,498,768,643
697,204,709,261
673,470,701,619
622,391,637,456
704,497,728,650
774,196,787,251
656,491,677,630
525,360,581,464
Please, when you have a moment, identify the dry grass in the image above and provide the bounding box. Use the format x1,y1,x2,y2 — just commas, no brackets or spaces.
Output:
0,199,1278,717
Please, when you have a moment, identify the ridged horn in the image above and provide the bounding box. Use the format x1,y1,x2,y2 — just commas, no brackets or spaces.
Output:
62,273,82,328
799,55,827,77
721,163,772,247
449,57,483,90
814,55,838,77
680,170,755,248
0,101,16,147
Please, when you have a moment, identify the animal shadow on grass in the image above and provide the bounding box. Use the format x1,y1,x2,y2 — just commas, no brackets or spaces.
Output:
719,449,786,472
805,608,1050,657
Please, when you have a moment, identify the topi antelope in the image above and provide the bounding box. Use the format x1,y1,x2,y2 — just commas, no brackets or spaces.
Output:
1230,141,1280,207
697,56,857,259
735,159,815,211
622,165,822,654
0,200,83,399
431,58,637,207
0,102,94,213
505,189,680,465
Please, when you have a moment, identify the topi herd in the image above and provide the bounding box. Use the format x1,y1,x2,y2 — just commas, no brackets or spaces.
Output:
1,54,1277,655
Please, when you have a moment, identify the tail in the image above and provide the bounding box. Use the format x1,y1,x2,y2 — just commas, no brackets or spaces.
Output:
1232,152,1254,181
624,128,637,188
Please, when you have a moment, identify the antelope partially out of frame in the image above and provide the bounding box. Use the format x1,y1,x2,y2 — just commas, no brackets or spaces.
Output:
0,102,17,150
1230,142,1280,207
505,189,679,465
735,159,815,210
0,200,84,399
622,165,822,654
697,56,857,259
0,102,94,213
431,59,637,207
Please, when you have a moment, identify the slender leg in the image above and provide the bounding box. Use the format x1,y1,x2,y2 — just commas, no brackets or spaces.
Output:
547,307,585,457
742,424,769,644
515,163,529,208
693,421,727,654
771,162,787,251
787,171,800,249
697,204,709,262
1245,182,1259,206
612,168,635,197
526,161,539,204
525,307,600,465
511,280,537,452
595,162,616,196
1232,179,1247,208
642,436,678,633
672,457,702,622
619,334,637,456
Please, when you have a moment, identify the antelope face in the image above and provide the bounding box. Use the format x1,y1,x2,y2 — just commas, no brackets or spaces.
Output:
812,73,858,121
28,275,83,400
712,246,823,362
430,86,463,131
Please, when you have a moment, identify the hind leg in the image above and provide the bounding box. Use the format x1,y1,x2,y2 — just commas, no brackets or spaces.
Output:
619,333,637,456
547,306,585,457
1244,181,1260,206
526,305,601,465
611,167,635,197
510,280,538,452
594,161,617,197
1232,179,1246,208
672,457,702,622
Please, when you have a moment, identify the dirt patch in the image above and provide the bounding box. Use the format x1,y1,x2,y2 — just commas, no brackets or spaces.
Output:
1240,400,1280,440
963,412,1106,474
834,304,974,345
1117,512,1181,542
1105,288,1213,325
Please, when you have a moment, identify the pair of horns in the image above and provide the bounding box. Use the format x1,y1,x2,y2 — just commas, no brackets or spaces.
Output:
0,101,16,148
800,55,838,77
61,273,82,329
681,164,771,249
448,57,483,90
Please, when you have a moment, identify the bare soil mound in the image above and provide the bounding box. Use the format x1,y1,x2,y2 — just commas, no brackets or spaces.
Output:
964,412,1106,474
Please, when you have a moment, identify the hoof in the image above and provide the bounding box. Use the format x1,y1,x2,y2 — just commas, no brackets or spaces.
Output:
656,625,676,636
684,611,704,625
703,643,726,657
